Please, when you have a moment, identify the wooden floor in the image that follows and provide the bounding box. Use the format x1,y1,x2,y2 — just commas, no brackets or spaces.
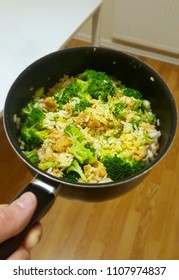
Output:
0,39,179,260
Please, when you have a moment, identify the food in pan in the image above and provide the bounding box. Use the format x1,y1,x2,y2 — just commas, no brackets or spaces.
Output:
14,69,161,183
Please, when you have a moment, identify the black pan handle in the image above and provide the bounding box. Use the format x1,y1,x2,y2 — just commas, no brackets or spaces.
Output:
0,174,61,260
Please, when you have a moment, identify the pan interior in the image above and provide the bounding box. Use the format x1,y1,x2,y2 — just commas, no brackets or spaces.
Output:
4,47,178,189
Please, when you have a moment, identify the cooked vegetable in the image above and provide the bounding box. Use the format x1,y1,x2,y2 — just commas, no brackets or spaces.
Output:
21,107,45,129
20,126,49,150
121,86,142,100
55,78,91,111
64,125,97,164
64,160,87,182
23,148,39,164
77,69,116,101
101,155,145,181
38,161,57,171
15,69,161,183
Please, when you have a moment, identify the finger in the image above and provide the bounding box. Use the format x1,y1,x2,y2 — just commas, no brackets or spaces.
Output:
7,223,42,260
23,222,42,250
7,246,31,260
0,192,37,243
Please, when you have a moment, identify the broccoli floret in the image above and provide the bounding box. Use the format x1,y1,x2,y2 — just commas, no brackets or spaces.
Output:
63,170,80,183
23,148,39,164
133,99,144,112
148,113,156,124
143,133,154,144
23,107,45,129
38,161,57,171
20,101,36,117
55,81,86,105
84,142,97,157
55,69,116,106
101,155,145,181
70,144,96,164
73,99,90,114
55,82,79,105
20,126,48,149
113,102,126,118
64,125,84,142
64,160,87,182
121,87,142,100
78,69,116,102
21,103,45,127
19,102,47,149
55,78,91,112
33,86,45,99
64,125,97,164
71,79,91,113
75,78,89,93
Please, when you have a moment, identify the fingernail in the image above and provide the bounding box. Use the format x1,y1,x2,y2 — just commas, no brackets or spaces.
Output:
26,228,42,250
14,192,36,209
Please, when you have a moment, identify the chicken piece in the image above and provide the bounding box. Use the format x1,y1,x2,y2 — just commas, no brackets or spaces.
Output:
84,161,107,182
74,111,103,129
93,161,106,177
83,164,93,179
62,102,73,115
44,97,57,112
52,133,72,153
48,128,61,139
133,145,147,161
73,112,89,127
50,168,63,178
87,116,101,129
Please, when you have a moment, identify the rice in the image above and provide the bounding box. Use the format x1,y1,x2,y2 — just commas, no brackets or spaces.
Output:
14,71,161,184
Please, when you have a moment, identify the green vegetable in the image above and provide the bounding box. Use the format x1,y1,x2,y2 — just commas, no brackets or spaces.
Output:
84,142,97,155
33,87,45,99
121,87,142,100
20,105,45,131
20,126,49,150
78,69,116,102
23,148,39,164
55,69,116,110
148,113,156,124
113,102,126,117
73,99,90,114
55,82,79,105
63,170,80,183
55,79,89,106
132,100,144,116
64,125,97,164
18,69,160,184
19,101,48,149
101,155,145,181
64,125,84,142
38,161,57,171
24,108,45,129
20,101,36,117
64,160,86,182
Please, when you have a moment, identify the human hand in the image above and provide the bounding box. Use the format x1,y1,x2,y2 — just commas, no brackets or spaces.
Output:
0,192,42,260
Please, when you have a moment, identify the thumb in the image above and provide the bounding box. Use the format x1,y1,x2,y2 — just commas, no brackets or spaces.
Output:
0,192,37,243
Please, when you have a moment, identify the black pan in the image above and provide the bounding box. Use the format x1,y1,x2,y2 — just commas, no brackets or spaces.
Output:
1,47,177,259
